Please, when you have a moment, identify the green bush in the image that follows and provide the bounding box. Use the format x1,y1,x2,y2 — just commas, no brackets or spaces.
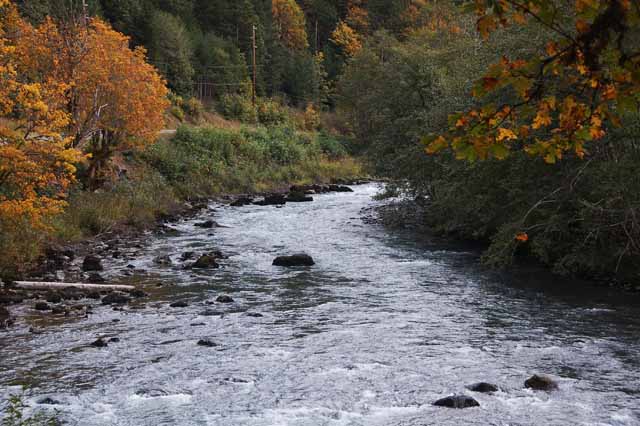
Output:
218,93,256,123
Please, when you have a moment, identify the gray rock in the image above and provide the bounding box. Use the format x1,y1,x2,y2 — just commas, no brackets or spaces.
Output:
216,295,234,303
197,339,217,347
101,293,130,305
82,255,103,271
192,255,219,269
525,374,558,391
34,302,51,311
466,382,499,393
433,395,480,409
273,253,315,267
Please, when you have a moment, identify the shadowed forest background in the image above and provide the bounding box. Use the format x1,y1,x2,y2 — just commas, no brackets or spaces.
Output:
1,0,639,288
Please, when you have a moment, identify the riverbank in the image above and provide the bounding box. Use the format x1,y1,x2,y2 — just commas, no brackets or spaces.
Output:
0,123,367,281
367,197,640,294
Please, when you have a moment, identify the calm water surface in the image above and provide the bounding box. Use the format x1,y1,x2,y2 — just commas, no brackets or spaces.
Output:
1,183,639,425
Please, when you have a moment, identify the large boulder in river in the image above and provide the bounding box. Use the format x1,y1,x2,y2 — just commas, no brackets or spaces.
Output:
433,395,480,409
82,255,103,271
273,254,315,267
466,382,499,393
0,306,14,328
525,374,558,391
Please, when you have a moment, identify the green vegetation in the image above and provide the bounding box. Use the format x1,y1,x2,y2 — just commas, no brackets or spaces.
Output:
38,123,360,270
336,3,640,284
1,392,58,426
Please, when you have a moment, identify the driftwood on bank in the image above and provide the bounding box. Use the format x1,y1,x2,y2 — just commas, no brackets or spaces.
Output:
13,281,134,292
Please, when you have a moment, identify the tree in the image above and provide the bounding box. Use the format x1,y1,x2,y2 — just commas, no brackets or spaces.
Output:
272,0,309,50
330,20,362,57
426,0,640,164
18,13,169,187
148,10,194,96
0,0,81,230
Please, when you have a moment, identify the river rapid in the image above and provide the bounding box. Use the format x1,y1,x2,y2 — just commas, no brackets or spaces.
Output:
1,183,640,425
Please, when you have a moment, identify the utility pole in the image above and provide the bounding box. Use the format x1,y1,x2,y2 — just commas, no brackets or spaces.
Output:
82,0,89,28
252,25,257,108
315,19,319,55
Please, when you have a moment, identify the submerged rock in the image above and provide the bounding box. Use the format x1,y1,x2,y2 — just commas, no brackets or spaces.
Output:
170,301,189,308
525,374,558,391
192,255,220,269
197,339,217,347
90,337,108,348
216,295,234,304
101,293,130,305
433,395,480,409
273,254,315,267
180,251,196,261
466,382,499,393
82,255,103,272
0,306,13,328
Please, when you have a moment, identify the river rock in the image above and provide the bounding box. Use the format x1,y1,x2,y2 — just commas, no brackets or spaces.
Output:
0,291,24,305
287,192,314,202
101,293,130,305
45,291,62,304
153,255,172,265
433,395,480,409
128,289,148,298
82,255,103,271
86,272,106,283
194,220,218,229
329,184,354,193
0,307,13,328
170,301,189,308
216,295,234,303
37,397,61,405
467,382,499,393
273,254,315,267
254,194,287,206
34,302,51,311
86,291,101,300
525,374,558,391
51,305,66,315
230,197,254,207
181,251,196,261
246,312,263,317
90,337,108,348
192,255,220,269
197,339,218,347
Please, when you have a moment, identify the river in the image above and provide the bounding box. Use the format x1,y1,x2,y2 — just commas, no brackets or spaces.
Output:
1,183,639,425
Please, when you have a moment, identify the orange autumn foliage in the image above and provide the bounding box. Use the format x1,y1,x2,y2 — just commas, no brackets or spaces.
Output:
0,1,81,230
330,21,362,57
17,16,169,181
272,0,309,50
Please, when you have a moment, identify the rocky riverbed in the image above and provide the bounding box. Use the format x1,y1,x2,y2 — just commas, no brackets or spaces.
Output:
1,182,639,425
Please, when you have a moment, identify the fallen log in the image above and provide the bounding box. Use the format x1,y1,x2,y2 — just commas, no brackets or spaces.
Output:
13,281,134,292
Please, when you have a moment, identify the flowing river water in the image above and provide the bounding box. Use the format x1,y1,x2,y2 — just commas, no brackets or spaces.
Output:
1,183,640,425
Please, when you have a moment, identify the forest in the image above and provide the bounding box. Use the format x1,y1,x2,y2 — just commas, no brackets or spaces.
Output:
1,0,640,285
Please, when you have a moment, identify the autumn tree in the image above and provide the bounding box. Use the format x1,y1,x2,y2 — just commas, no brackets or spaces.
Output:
272,0,309,50
0,0,82,269
330,20,362,57
426,0,640,164
18,14,169,187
